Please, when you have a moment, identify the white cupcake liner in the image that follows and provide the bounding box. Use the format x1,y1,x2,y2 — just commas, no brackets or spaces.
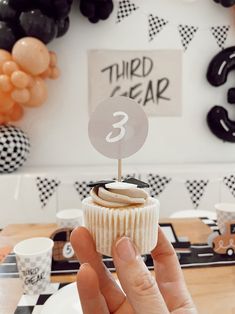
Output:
82,197,159,256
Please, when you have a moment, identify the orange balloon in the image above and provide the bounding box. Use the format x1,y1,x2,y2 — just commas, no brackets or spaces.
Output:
11,88,30,104
0,75,13,92
8,103,24,121
11,71,30,89
12,37,50,76
0,50,12,73
24,77,47,107
0,90,14,113
3,61,19,76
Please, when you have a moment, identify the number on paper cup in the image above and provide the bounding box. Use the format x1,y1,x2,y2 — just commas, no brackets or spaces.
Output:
63,242,74,259
88,97,149,159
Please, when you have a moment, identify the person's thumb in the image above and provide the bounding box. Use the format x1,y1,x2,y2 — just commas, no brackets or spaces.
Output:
112,237,169,314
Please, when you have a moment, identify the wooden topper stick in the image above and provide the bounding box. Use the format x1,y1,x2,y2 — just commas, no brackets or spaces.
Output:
118,159,122,182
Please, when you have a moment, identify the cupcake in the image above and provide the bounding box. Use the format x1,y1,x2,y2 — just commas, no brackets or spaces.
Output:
82,181,159,256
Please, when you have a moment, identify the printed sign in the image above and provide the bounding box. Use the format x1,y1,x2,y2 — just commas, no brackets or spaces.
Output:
88,50,182,116
88,97,148,159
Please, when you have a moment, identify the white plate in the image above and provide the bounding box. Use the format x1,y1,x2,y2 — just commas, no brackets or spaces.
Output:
41,283,83,314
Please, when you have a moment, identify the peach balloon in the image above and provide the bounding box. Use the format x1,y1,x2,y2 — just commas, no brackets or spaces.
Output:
0,114,8,125
40,68,51,79
24,77,47,107
50,67,60,79
49,51,57,67
8,103,24,121
3,61,19,76
28,76,35,88
12,37,50,76
11,71,30,89
11,88,30,104
0,75,13,92
0,90,14,113
0,50,12,73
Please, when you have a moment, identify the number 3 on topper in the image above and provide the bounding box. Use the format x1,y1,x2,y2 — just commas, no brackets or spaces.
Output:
88,97,148,160
106,111,129,143
207,46,235,142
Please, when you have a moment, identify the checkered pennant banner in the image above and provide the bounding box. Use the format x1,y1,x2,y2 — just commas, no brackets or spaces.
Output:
178,24,198,51
148,14,168,42
185,180,209,209
74,180,94,200
147,174,172,197
116,0,139,23
211,25,230,49
223,175,235,198
36,177,60,208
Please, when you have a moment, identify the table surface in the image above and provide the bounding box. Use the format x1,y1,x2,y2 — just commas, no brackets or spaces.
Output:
1,218,235,314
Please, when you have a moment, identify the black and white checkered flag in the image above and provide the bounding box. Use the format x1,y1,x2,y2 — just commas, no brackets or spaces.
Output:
223,175,235,198
116,0,139,23
148,14,168,42
178,24,198,51
36,177,60,208
74,180,93,201
185,180,209,209
147,174,172,197
211,25,230,49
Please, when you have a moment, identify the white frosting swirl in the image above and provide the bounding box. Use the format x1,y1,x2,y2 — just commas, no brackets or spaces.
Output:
90,185,149,208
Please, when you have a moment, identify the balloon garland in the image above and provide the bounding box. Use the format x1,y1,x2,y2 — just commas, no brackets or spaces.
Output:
0,37,59,124
0,1,114,172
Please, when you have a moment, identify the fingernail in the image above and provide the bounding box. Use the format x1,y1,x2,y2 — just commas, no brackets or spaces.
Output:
115,237,137,262
80,263,89,270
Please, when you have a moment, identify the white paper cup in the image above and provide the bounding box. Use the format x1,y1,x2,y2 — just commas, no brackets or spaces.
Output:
215,203,235,233
14,237,54,295
56,209,84,229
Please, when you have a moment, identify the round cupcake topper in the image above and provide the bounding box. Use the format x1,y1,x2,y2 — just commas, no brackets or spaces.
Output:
88,97,149,160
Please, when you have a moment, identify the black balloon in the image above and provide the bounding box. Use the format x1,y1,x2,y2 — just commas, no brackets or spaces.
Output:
207,47,235,142
53,0,72,19
9,0,34,11
207,106,235,142
98,1,114,20
0,0,18,21
0,21,17,51
89,16,100,23
80,1,96,19
80,0,113,23
228,88,235,104
213,0,235,7
19,9,58,44
0,0,72,49
36,0,54,16
56,16,70,37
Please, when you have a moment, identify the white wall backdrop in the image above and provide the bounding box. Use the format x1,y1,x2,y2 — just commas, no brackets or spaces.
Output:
11,0,235,168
